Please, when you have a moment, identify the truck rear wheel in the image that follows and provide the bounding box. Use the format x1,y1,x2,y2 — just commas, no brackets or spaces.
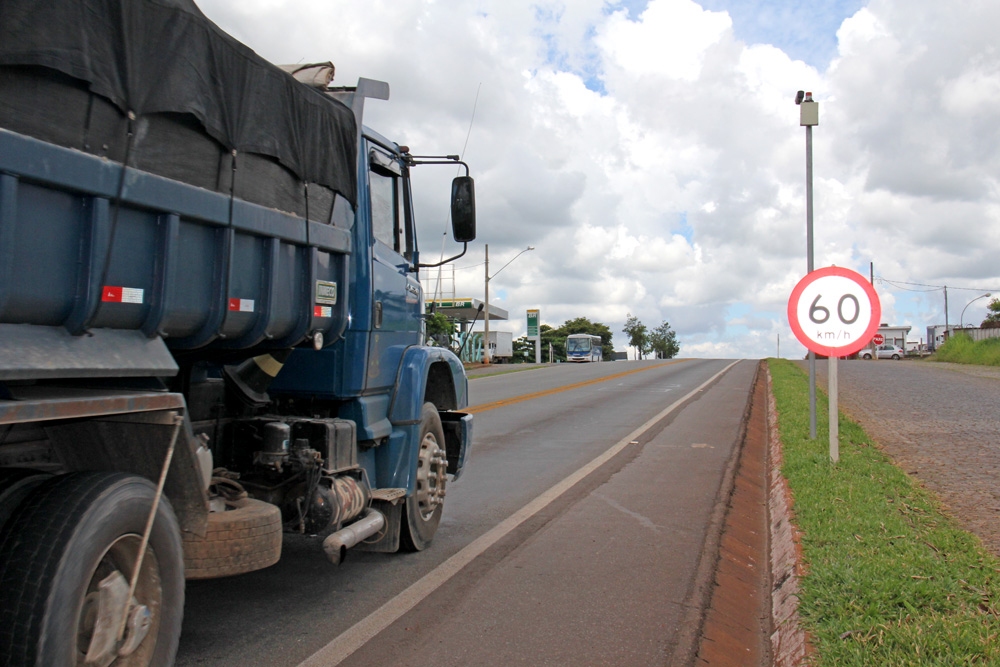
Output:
0,472,184,666
0,467,51,534
400,403,448,551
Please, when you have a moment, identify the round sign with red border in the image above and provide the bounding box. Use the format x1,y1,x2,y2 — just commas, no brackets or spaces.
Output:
787,266,881,357
872,333,885,345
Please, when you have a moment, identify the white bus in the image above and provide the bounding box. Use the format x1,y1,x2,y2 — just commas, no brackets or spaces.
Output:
566,333,603,362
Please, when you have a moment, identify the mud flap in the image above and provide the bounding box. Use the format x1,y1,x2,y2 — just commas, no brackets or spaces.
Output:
439,411,472,479
352,494,403,553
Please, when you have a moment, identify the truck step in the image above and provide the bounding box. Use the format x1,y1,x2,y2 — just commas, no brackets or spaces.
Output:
370,488,406,502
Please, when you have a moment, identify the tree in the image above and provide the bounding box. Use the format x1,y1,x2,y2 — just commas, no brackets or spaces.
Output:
983,298,1000,327
649,321,680,359
539,324,563,363
622,313,649,359
512,336,535,363
425,312,456,347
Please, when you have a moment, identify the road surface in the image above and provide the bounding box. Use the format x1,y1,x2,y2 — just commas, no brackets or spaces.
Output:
176,359,757,666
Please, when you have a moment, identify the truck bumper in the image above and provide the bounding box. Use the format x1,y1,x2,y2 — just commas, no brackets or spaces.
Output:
439,411,473,481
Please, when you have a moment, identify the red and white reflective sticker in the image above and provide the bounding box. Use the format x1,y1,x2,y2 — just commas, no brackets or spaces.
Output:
101,286,144,304
228,298,255,312
314,306,333,318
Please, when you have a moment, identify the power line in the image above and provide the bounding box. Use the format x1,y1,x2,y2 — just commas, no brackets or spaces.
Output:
876,277,1000,293
432,83,483,300
875,278,941,293
460,83,481,162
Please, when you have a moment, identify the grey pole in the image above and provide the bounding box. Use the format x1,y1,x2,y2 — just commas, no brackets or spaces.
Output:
798,91,819,440
829,353,839,463
807,121,817,440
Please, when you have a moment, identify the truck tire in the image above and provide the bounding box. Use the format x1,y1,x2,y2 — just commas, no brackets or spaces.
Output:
0,471,184,667
182,497,282,579
400,403,447,552
0,468,51,534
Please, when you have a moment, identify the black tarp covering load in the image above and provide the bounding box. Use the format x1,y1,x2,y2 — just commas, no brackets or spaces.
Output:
0,0,357,216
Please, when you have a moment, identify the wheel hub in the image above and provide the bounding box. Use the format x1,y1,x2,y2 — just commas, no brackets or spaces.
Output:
77,535,161,666
414,431,448,521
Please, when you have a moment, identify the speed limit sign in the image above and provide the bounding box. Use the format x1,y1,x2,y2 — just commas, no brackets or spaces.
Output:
787,266,881,357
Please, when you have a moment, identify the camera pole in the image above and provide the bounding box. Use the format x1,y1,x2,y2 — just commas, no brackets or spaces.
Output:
797,91,819,439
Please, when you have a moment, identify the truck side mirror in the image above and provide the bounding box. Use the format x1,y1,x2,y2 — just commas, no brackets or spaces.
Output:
451,176,476,243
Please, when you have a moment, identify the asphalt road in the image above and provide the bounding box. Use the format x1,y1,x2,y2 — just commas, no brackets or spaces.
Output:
175,359,757,666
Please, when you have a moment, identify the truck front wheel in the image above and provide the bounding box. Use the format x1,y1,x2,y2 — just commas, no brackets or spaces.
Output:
0,472,184,666
400,403,448,551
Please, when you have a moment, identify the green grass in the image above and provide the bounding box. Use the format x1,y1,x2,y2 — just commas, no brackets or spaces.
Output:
933,333,1000,367
768,358,1000,666
466,364,549,379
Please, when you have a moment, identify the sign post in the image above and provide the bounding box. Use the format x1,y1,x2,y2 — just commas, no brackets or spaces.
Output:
871,333,884,361
788,267,881,462
527,309,540,364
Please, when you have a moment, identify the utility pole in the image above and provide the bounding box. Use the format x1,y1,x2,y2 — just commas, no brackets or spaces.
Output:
869,262,877,358
483,244,490,364
944,285,949,343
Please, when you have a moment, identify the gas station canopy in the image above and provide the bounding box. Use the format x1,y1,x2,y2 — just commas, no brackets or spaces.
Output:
427,299,508,323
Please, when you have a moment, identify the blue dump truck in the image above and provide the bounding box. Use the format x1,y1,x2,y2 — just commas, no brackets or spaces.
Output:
0,0,475,663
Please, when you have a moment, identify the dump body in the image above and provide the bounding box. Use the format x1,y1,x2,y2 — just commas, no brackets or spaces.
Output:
0,128,351,366
0,1,474,663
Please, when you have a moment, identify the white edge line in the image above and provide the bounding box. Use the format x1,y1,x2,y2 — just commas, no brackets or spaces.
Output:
298,360,741,667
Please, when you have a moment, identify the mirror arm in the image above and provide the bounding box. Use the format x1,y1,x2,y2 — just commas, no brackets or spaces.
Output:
418,243,468,269
408,158,471,177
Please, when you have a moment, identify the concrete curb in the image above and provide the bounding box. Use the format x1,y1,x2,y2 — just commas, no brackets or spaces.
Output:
766,366,812,666
693,361,770,667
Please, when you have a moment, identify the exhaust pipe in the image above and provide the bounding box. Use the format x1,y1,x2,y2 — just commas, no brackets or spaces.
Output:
322,509,386,565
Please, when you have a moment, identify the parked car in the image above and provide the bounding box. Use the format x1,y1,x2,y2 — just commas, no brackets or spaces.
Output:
862,344,905,360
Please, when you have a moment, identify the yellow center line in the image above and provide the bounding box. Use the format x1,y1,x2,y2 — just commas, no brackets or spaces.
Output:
465,359,689,414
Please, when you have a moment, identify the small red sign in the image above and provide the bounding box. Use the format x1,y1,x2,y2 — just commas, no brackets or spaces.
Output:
101,286,144,304
872,333,885,345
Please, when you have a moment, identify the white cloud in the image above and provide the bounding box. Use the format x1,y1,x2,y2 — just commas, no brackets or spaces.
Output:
597,0,732,82
195,0,1000,358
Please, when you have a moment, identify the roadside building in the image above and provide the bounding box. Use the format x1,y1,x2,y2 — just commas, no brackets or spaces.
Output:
926,324,962,352
877,324,911,349
858,324,912,358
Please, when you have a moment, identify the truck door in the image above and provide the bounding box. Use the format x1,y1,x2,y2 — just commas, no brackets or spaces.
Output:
367,144,421,391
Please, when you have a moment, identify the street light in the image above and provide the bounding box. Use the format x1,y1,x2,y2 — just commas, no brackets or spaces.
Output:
960,293,991,328
484,244,534,363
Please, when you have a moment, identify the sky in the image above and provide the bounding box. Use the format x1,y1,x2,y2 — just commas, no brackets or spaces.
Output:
198,0,1000,359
